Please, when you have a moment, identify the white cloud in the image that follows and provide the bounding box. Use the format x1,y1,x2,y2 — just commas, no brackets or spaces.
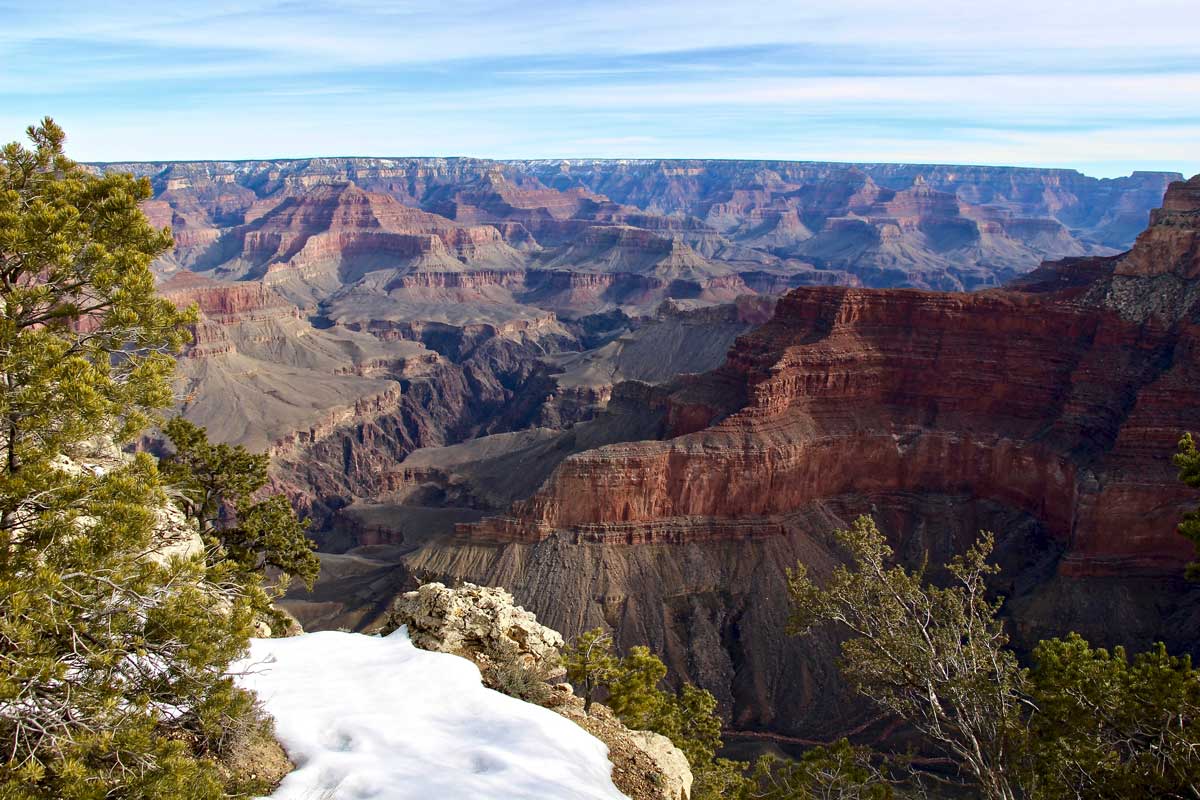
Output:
2,0,1197,175
8,0,1200,65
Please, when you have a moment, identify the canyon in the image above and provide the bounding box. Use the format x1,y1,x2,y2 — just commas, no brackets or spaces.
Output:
398,175,1200,741
113,156,1200,743
115,157,1179,476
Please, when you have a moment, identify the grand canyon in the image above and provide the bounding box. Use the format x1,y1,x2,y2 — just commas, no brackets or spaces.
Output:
108,156,1200,743
10,0,1200,795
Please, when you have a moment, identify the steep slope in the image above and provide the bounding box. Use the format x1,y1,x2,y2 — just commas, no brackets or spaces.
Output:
160,270,408,452
159,266,578,535
543,297,775,415
405,176,1200,740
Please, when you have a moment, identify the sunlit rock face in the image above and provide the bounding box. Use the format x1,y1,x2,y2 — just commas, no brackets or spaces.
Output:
1115,175,1200,280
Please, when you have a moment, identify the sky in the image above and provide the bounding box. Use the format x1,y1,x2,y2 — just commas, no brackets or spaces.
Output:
2,1,1198,178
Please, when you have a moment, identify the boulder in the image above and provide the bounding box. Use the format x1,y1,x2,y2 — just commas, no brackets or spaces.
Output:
384,582,564,677
627,730,693,800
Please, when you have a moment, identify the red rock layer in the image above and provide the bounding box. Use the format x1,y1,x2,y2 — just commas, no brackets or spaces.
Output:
159,271,299,322
467,269,1200,576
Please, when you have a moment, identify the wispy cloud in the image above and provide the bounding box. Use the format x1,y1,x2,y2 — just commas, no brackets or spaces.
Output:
1,0,1197,176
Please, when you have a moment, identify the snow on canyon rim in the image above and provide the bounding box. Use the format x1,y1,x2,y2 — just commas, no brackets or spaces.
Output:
235,628,628,800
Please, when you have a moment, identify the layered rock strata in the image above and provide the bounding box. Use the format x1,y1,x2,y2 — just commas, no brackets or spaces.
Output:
102,158,1179,294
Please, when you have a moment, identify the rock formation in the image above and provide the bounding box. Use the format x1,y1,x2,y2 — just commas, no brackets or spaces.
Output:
556,693,694,800
91,159,1180,534
103,157,1177,297
384,582,564,679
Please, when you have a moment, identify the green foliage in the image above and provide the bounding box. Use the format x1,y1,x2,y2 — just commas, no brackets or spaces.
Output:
748,740,893,800
565,631,752,798
642,682,744,800
606,645,668,729
1175,433,1200,580
0,119,191,479
161,416,319,597
0,120,268,798
0,453,255,798
788,516,1024,800
563,628,618,713
1025,633,1200,799
648,683,724,769
0,118,193,561
691,758,755,800
788,514,1200,800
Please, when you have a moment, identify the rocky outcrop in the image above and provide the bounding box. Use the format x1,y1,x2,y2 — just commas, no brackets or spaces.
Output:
1079,175,1200,324
383,582,564,677
556,690,694,800
1114,175,1200,280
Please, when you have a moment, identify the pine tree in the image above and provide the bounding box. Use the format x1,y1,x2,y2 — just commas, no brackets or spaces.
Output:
566,632,753,800
605,645,668,728
788,516,1024,800
1027,634,1200,798
160,416,319,605
788,514,1200,799
0,119,264,799
747,740,892,800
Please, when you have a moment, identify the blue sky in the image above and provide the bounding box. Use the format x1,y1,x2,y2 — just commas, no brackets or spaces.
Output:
2,1,1198,177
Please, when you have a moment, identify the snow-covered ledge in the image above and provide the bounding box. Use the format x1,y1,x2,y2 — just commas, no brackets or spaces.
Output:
236,628,629,800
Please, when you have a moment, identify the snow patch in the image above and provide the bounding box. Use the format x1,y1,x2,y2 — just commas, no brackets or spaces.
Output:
236,628,628,800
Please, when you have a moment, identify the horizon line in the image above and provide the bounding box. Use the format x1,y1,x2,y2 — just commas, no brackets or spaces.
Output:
84,154,1191,182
